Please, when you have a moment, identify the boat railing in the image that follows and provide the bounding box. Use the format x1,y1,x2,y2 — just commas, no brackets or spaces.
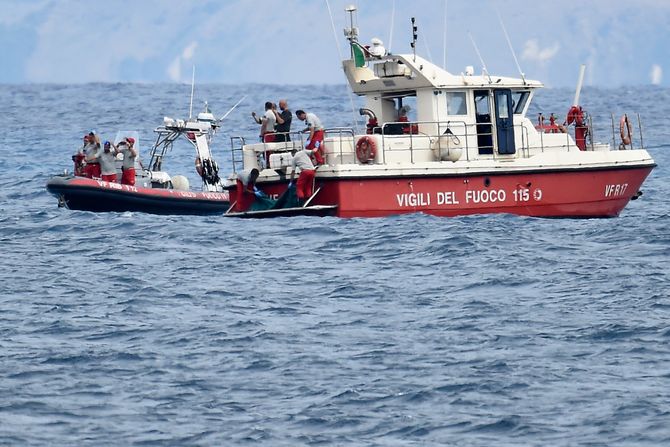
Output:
532,122,582,153
324,127,356,163
378,120,477,163
230,136,246,173
377,119,527,163
232,112,643,172
530,112,646,153
318,118,598,165
230,131,316,172
609,112,644,150
264,131,308,152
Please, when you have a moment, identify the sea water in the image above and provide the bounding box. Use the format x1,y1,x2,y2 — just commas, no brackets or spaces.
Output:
0,83,669,446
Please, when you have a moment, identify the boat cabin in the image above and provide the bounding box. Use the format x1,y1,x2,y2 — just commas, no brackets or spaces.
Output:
341,51,543,162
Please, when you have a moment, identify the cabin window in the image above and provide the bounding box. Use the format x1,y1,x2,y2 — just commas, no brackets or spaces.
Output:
379,91,417,135
512,91,529,114
497,95,510,119
446,91,468,115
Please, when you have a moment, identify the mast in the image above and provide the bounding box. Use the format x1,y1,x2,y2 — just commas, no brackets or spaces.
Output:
573,64,586,106
188,65,195,119
410,17,417,62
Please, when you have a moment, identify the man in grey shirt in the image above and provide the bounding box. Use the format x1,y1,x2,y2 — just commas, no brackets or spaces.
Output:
98,141,118,182
289,148,316,202
115,137,138,185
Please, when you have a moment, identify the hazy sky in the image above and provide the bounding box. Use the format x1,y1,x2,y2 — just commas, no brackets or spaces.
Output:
1,0,668,87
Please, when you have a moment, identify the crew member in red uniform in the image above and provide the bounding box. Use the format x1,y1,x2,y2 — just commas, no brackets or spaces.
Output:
72,135,88,176
235,168,261,212
116,137,138,185
289,148,316,203
82,132,101,178
565,106,588,151
99,141,118,182
296,110,325,165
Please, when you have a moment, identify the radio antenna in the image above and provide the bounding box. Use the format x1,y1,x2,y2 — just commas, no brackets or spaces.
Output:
388,0,396,52
329,1,361,133
495,8,526,84
218,95,247,122
573,64,586,106
468,32,492,84
442,0,448,70
410,17,418,62
189,65,195,119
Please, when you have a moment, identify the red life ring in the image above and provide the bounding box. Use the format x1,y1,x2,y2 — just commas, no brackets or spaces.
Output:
565,105,584,126
620,114,632,146
356,136,377,163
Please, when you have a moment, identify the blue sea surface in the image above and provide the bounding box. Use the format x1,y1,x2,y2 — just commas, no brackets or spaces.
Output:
0,83,669,446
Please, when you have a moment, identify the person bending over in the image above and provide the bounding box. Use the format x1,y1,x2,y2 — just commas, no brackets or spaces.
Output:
296,110,325,165
289,148,316,204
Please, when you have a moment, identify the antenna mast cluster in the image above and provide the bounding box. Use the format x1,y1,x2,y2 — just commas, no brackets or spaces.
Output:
410,17,418,62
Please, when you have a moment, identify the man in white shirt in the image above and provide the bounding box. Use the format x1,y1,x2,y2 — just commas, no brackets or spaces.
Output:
296,110,325,165
83,131,101,178
115,137,138,185
252,101,278,142
98,141,118,182
289,148,317,202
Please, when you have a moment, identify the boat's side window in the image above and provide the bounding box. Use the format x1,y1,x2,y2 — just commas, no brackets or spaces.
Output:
446,91,468,116
497,94,510,119
512,91,529,114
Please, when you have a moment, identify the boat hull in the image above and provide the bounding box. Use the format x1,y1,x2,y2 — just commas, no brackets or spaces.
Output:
46,175,230,215
246,165,654,218
224,205,338,218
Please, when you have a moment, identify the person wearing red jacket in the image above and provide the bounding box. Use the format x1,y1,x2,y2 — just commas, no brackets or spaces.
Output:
234,168,261,212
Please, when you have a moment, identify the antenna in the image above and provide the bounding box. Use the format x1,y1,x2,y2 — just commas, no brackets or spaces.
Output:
442,0,448,70
573,64,586,106
468,32,492,84
189,65,195,119
326,0,342,60
410,17,418,62
337,3,362,133
388,0,396,52
218,95,247,122
495,8,526,84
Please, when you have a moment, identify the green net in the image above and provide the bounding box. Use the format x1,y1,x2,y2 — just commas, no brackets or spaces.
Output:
248,187,302,211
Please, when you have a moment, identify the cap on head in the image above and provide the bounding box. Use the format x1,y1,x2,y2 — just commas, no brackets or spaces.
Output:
126,137,135,144
104,141,111,146
295,109,305,117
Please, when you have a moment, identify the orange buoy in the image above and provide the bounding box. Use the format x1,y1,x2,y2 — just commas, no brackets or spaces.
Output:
620,114,633,146
355,136,377,163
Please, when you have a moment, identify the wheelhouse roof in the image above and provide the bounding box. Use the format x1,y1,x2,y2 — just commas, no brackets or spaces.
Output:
343,53,543,96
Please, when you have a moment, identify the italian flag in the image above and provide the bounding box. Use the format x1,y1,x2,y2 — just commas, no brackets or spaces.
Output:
351,42,366,67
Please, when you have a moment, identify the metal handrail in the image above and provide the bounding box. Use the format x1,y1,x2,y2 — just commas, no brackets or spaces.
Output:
229,112,646,172
324,127,355,164
607,112,644,150
229,136,246,173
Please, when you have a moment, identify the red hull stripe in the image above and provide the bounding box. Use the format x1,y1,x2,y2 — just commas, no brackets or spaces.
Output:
62,177,229,202
245,166,653,218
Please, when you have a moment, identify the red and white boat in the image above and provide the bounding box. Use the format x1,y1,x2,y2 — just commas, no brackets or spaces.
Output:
47,104,231,215
227,7,655,218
